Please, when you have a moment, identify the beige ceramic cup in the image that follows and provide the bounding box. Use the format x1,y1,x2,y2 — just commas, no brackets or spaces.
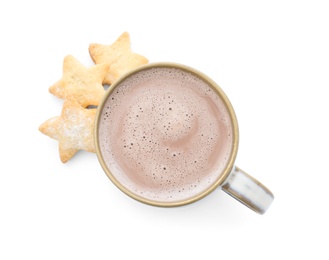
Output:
94,63,274,214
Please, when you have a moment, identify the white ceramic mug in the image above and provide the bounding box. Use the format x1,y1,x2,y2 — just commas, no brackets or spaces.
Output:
94,63,274,214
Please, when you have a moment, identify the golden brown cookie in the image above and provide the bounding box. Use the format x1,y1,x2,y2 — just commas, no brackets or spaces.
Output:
49,55,109,107
39,97,97,163
89,32,148,84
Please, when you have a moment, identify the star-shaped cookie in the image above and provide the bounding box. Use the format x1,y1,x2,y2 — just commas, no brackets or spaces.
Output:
49,55,109,107
39,97,97,163
89,32,148,84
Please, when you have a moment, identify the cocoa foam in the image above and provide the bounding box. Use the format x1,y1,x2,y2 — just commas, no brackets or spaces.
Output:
98,67,233,203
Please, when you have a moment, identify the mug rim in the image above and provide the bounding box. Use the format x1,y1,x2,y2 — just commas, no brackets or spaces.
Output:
94,62,239,207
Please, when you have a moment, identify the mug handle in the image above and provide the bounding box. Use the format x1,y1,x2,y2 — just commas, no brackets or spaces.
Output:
222,166,274,214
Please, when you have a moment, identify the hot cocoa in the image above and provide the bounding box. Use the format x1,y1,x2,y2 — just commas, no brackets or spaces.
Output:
97,66,233,203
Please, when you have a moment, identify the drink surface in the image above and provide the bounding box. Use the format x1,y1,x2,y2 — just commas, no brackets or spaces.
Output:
98,67,233,203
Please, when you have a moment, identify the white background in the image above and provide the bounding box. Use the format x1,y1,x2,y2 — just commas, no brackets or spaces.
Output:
1,0,328,259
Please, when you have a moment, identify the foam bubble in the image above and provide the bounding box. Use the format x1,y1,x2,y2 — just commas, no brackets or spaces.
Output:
98,67,233,203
